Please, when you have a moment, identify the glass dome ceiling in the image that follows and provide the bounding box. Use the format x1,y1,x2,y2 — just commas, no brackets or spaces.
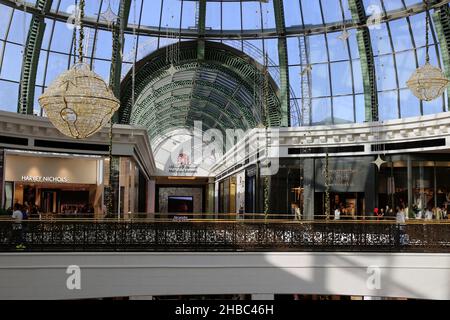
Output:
0,0,449,127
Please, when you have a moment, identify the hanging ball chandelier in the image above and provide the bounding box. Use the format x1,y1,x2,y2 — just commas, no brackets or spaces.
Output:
407,1,449,102
38,0,119,140
38,63,120,139
407,62,449,101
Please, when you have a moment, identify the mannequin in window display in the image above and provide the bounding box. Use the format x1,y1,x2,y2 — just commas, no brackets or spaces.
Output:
425,207,433,220
396,206,406,224
416,209,423,219
434,206,442,220
403,205,410,220
334,206,341,220
385,205,393,218
443,205,448,219
295,205,301,221
347,201,356,219
291,203,301,221
414,196,425,219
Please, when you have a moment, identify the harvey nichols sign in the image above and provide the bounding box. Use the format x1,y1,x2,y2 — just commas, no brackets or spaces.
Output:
21,176,69,183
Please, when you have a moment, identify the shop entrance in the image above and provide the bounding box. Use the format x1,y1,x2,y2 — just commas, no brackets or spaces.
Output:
41,189,59,214
315,192,365,219
13,183,96,217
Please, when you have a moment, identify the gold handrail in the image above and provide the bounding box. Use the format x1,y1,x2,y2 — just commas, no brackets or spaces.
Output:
0,216,449,225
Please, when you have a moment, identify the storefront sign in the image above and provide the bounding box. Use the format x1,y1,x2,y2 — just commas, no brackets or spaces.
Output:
5,154,98,185
327,169,356,187
168,164,199,175
168,152,200,175
21,176,69,183
315,157,371,192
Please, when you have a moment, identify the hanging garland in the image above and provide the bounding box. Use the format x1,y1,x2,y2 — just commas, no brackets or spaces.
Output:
324,153,330,220
107,3,120,218
262,53,271,221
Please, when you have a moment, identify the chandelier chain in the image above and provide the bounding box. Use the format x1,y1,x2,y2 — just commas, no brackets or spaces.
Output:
425,0,430,63
78,0,85,63
108,11,117,217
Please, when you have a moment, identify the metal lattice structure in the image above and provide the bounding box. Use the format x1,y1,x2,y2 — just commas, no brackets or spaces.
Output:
1,220,449,252
120,40,282,145
433,2,450,108
17,0,53,115
299,35,311,126
1,0,450,125
348,0,379,122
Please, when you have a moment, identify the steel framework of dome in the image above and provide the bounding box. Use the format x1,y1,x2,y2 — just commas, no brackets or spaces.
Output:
1,0,450,130
120,40,282,143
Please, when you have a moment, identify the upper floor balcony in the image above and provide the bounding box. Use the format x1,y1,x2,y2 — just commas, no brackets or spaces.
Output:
1,218,449,253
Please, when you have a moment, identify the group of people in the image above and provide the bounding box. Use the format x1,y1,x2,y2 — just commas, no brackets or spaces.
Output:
374,204,449,222
413,206,448,220
7,202,39,220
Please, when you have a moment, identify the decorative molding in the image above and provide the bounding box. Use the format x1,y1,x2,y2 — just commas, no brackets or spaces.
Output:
0,111,156,177
211,112,450,177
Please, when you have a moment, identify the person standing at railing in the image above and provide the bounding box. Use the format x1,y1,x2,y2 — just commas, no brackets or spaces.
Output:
380,208,385,220
396,206,406,225
11,203,25,250
374,207,384,221
334,206,341,220
442,206,448,220
425,207,433,220
396,205,407,246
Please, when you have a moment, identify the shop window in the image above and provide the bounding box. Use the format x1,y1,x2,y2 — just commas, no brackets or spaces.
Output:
378,160,408,218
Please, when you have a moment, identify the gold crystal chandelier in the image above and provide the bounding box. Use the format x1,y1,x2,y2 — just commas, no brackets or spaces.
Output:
407,2,449,101
407,63,449,101
38,0,119,139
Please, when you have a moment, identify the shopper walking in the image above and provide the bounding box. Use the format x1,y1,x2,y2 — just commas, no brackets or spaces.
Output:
11,203,25,250
396,206,407,246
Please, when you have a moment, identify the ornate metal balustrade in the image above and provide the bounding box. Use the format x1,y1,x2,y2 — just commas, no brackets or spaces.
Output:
0,220,449,252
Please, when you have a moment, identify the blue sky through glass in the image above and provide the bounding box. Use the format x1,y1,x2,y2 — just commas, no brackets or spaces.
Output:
0,0,446,124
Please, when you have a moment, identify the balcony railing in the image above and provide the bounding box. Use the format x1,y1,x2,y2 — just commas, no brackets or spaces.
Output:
0,219,449,252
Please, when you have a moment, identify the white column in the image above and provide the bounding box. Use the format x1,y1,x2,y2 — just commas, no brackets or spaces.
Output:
147,180,156,215
214,181,219,218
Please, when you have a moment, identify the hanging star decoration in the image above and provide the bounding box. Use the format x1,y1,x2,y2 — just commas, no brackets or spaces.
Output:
167,64,177,78
301,64,312,76
338,28,350,41
372,154,387,171
100,1,119,27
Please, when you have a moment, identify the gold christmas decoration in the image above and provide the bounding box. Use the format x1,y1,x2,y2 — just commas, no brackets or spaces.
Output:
38,63,120,139
407,2,449,101
406,62,449,101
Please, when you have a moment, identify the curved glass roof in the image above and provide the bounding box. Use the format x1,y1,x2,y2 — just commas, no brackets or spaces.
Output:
0,0,449,127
